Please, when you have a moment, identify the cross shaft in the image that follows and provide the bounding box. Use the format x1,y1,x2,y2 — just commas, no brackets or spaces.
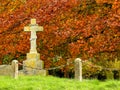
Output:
24,19,43,53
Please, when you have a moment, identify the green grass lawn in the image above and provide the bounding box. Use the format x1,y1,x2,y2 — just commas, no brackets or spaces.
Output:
0,75,120,90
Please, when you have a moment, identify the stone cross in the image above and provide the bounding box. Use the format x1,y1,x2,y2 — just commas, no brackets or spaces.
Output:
24,19,43,53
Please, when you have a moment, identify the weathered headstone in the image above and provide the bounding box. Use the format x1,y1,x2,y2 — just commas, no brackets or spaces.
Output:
22,19,46,75
0,65,12,76
75,58,82,81
0,60,18,79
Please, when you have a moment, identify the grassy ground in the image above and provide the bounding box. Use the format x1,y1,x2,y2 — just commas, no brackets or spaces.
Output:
0,75,120,90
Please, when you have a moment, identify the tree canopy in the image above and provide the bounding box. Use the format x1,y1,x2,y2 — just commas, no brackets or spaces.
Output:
0,0,120,70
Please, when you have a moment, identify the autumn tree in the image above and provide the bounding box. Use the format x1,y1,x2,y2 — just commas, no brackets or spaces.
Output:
0,0,120,77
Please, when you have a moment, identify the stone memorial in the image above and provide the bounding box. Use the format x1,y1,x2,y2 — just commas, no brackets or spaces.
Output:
75,58,82,81
12,60,18,79
22,19,46,75
0,60,18,79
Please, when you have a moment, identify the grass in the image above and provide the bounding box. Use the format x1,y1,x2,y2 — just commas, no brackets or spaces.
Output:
0,75,120,90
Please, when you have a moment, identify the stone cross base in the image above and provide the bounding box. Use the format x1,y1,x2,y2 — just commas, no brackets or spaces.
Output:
22,53,46,76
26,53,40,60
19,69,47,76
23,53,43,69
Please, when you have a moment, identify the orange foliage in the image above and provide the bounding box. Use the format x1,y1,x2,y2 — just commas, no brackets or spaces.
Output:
0,0,120,69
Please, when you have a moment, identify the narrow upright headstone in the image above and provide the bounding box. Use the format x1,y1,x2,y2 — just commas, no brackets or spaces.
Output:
12,60,18,79
23,19,46,75
75,58,82,81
